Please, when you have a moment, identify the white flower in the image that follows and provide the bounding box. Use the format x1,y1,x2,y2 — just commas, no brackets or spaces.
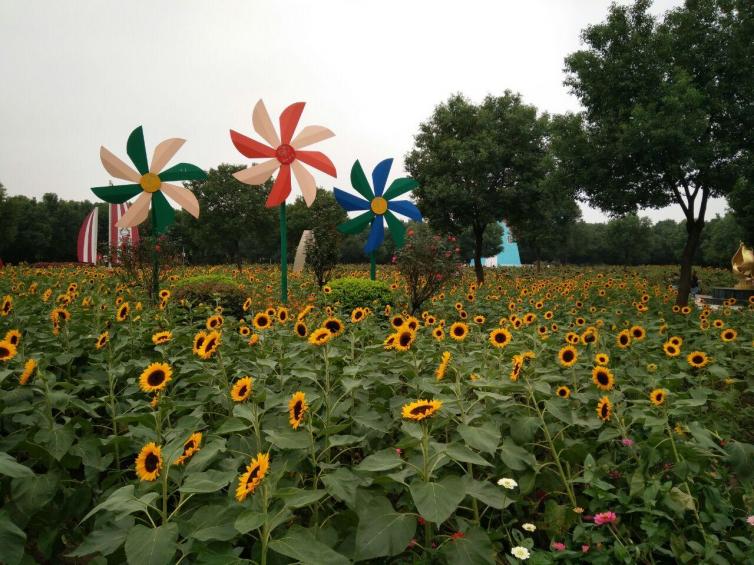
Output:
497,477,518,490
522,522,536,532
511,546,530,560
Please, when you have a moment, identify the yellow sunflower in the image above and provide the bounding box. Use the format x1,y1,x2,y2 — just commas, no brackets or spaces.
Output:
669,336,683,347
351,307,366,323
435,351,452,381
139,362,173,393
151,331,172,345
193,331,208,356
383,333,397,350
630,325,646,341
308,328,332,346
247,334,260,346
687,351,710,369
595,353,609,366
199,330,222,359
649,389,666,406
236,452,270,502
596,396,612,422
4,330,21,347
174,432,202,465
239,325,252,337
277,307,290,324
231,376,253,402
322,317,345,337
135,442,162,481
720,328,737,342
432,327,445,341
288,391,308,429
95,331,110,350
591,366,615,391
243,298,252,312
489,328,512,349
19,358,38,385
294,321,308,338
449,322,469,342
558,345,578,368
1,295,13,316
206,314,224,330
393,328,416,352
0,340,18,362
555,385,571,399
616,330,631,349
401,399,442,421
253,312,272,331
115,302,130,322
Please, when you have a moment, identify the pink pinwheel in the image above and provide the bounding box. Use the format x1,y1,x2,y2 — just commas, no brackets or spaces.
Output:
230,100,336,207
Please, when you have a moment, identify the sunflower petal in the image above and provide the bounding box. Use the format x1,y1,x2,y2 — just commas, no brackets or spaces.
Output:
384,211,407,248
152,191,175,234
266,164,292,207
334,188,370,211
127,126,149,175
117,192,152,228
382,177,419,201
291,125,334,149
91,184,142,204
388,199,422,221
161,183,200,218
337,211,374,235
233,159,280,186
348,160,374,200
291,160,317,207
150,138,185,174
100,146,141,183
372,158,393,197
279,102,305,145
295,150,336,177
230,130,276,159
252,100,281,148
364,216,385,254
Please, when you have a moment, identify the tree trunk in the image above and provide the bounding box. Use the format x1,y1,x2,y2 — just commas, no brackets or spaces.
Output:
473,225,485,284
676,219,704,306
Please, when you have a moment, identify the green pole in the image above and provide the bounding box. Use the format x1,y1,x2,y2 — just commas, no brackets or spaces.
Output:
370,252,376,281
151,212,160,301
280,203,288,304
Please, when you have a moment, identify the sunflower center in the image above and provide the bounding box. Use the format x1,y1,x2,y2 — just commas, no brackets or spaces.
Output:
410,404,432,415
293,401,303,419
145,452,160,472
495,333,506,343
275,144,296,164
183,440,195,455
601,404,609,417
399,333,412,347
563,351,574,362
238,385,247,396
325,321,340,333
140,173,161,193
0,346,9,357
370,197,388,215
247,465,261,481
147,370,166,386
597,372,609,385
297,325,306,336
559,388,567,396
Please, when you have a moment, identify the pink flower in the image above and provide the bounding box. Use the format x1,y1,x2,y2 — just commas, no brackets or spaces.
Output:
407,538,417,549
395,448,402,456
582,545,590,553
594,511,617,526
391,255,397,264
551,542,566,551
621,438,634,447
747,515,754,526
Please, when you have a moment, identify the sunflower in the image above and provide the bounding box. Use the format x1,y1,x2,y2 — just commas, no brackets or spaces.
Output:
206,314,224,330
449,322,469,342
294,321,308,338
473,315,486,325
323,285,332,294
19,358,38,385
252,312,272,330
322,317,345,337
592,366,615,391
435,351,451,381
595,353,609,366
135,442,162,481
247,334,260,346
199,330,222,359
720,328,737,342
351,307,366,323
95,331,110,350
383,333,397,350
193,331,207,356
151,331,172,345
308,328,332,346
596,396,612,421
432,327,445,341
265,307,277,318
236,452,270,502
401,399,442,421
681,306,692,315
390,315,405,329
489,328,512,349
239,325,252,337
139,362,173,393
115,302,130,322
0,340,17,362
4,330,21,347
288,391,308,429
616,330,631,349
510,355,524,382
566,332,581,345
558,346,578,368
687,351,710,369
174,432,202,465
581,327,598,345
712,319,724,328
243,298,252,312
231,376,253,402
1,295,12,316
649,389,666,406
158,289,171,301
297,304,314,320
669,336,683,347
630,325,646,341
394,328,416,351
556,385,571,399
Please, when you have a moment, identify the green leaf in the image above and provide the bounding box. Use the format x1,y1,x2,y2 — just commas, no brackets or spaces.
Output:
216,417,248,435
67,520,132,557
409,476,466,524
124,523,178,565
269,526,350,565
127,126,149,175
159,163,207,182
354,492,416,561
322,468,366,508
544,399,573,424
440,526,495,565
458,423,500,455
275,488,327,508
0,452,34,478
81,485,158,523
186,504,241,542
179,470,235,494
465,478,513,510
265,429,310,450
383,177,419,200
234,510,266,534
10,472,59,517
34,424,75,461
500,439,535,471
630,467,645,498
0,510,26,565
350,160,375,200
356,448,403,472
338,211,375,235
91,184,142,204
444,444,492,467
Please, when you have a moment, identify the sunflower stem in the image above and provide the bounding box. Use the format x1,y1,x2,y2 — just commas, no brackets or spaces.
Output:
161,466,169,525
322,345,331,464
107,343,120,469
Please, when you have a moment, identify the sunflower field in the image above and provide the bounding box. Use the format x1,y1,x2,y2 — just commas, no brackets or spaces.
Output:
0,264,753,564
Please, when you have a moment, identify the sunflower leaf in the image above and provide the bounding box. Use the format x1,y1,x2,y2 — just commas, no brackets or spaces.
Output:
458,423,500,455
179,470,235,494
355,448,403,472
265,429,311,450
124,523,178,565
439,526,496,565
354,491,416,561
409,476,466,524
270,525,350,565
0,452,34,478
0,510,26,565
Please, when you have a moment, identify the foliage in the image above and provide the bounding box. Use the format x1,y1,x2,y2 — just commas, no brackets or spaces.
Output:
109,233,183,302
457,223,502,264
325,276,393,313
172,274,247,316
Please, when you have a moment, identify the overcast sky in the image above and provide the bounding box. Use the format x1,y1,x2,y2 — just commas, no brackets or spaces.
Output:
0,0,727,223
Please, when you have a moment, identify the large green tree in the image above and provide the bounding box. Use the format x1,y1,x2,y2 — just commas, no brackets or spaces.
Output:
405,92,548,283
562,0,752,304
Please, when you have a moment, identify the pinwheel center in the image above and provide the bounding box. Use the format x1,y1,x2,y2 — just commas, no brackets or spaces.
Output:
140,173,162,193
370,197,388,215
275,144,296,165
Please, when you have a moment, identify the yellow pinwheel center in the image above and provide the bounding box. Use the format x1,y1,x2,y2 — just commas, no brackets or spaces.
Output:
371,197,388,215
140,173,161,193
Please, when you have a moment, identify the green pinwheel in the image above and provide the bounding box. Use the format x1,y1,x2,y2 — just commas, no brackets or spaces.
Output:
91,126,206,234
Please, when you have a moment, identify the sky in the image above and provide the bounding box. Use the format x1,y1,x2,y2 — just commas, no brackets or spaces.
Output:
0,0,728,224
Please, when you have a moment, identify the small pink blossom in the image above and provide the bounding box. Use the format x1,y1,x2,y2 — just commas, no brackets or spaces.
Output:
582,545,590,553
594,511,617,526
551,542,566,551
747,515,754,526
621,438,635,447
407,538,417,549
395,448,402,456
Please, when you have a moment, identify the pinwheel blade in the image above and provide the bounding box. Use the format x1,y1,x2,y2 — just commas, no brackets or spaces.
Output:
334,188,370,211
337,211,374,235
152,190,176,234
384,211,407,249
291,125,335,149
92,184,142,204
127,126,149,175
296,150,336,177
372,158,393,197
161,183,200,219
291,160,317,207
230,130,276,159
279,102,305,145
382,177,419,201
100,146,141,183
159,163,207,182
388,199,422,221
364,216,385,254
233,159,280,186
150,138,186,174
349,160,374,201
266,164,292,207
252,100,281,148
117,192,151,228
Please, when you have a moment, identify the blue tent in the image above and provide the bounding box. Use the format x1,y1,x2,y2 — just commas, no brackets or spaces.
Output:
470,221,522,267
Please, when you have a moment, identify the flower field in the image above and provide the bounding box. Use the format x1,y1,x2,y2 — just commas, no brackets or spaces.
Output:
0,264,753,564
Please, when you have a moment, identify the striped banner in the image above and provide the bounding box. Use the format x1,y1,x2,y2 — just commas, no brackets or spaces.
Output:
77,208,99,264
108,203,140,254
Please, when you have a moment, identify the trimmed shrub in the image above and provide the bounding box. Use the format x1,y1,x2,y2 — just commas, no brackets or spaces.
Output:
325,277,394,313
172,274,247,317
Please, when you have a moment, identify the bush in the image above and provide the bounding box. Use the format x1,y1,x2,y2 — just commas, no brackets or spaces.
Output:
325,277,394,313
172,274,247,317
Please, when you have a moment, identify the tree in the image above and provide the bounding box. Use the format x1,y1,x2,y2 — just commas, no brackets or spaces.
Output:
457,223,502,264
562,0,752,304
699,212,745,266
405,92,548,283
605,213,653,265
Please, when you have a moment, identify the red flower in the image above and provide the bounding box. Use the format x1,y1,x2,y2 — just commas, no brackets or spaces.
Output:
451,531,465,541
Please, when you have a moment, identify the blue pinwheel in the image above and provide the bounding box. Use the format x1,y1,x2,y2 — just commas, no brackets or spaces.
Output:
334,158,422,257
